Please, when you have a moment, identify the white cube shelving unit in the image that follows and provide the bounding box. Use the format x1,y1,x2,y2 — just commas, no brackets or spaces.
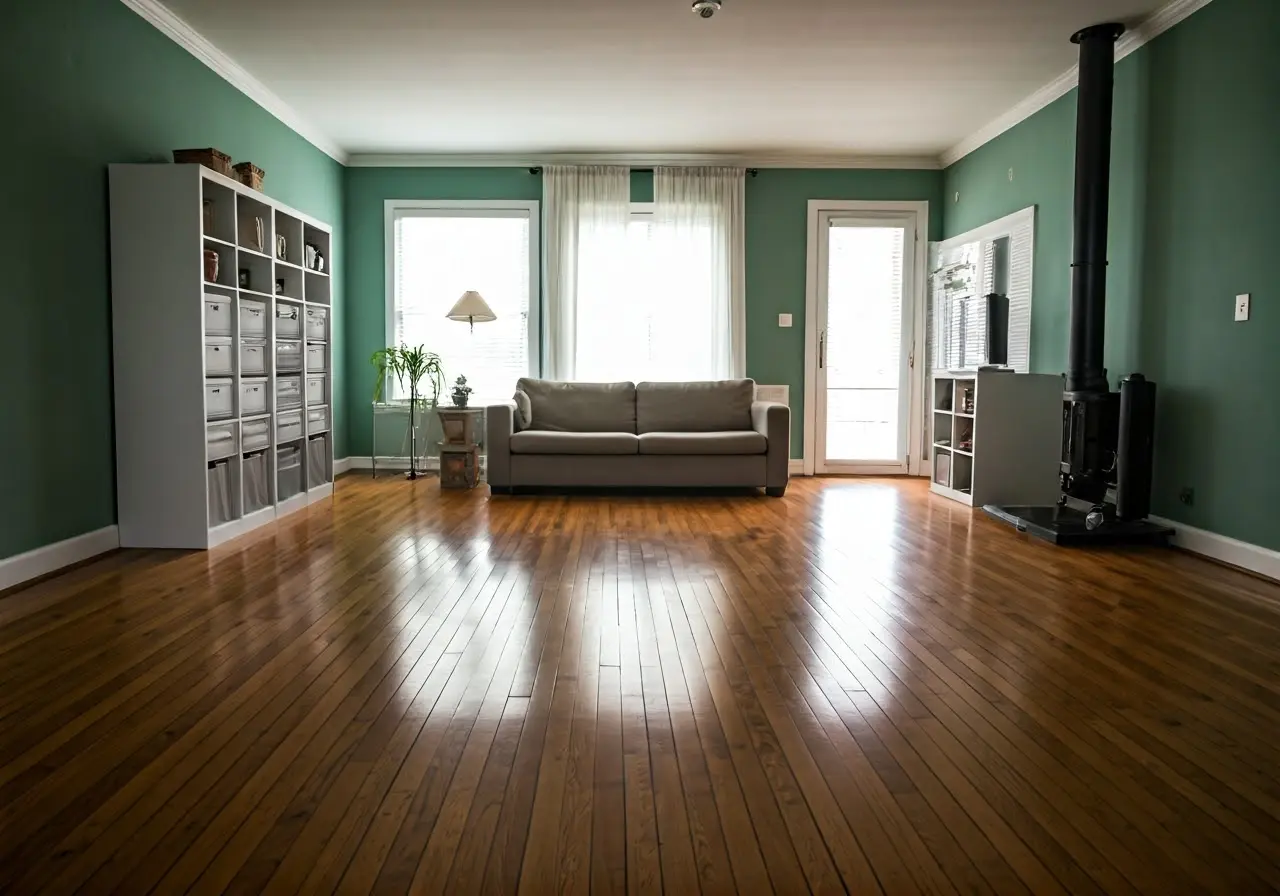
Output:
930,370,1063,508
109,163,334,549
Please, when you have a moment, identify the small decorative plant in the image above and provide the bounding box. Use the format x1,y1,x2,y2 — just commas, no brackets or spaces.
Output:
370,345,445,479
451,375,473,409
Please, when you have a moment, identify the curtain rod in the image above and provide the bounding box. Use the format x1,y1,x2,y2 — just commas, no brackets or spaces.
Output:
528,166,758,176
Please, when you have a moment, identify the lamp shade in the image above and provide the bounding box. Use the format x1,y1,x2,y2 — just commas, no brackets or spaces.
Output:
446,291,497,325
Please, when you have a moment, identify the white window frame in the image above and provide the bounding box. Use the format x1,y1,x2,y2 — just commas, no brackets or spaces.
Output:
803,200,930,477
383,199,542,389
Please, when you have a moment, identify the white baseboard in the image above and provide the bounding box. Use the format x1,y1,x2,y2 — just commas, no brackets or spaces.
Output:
789,459,805,475
0,526,120,592
1150,515,1280,582
345,456,441,472
333,457,354,475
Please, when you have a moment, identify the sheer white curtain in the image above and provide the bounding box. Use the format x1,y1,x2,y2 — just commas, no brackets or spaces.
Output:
652,166,746,379
542,166,629,380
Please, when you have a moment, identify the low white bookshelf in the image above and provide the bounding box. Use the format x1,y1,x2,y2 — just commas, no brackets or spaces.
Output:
109,163,334,549
930,369,1063,508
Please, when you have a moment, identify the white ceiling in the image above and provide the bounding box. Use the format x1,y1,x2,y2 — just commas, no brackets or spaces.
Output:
156,0,1168,160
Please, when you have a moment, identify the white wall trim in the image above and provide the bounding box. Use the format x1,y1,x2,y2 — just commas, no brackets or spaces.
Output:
333,457,354,475
789,459,806,475
117,0,348,163
348,152,941,170
0,527,120,593
1150,516,1280,583
940,0,1217,167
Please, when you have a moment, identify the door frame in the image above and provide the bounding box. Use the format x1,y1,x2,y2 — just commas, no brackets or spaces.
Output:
802,199,929,476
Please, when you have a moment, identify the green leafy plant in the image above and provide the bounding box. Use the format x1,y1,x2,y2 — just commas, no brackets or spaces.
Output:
450,375,473,408
370,344,445,479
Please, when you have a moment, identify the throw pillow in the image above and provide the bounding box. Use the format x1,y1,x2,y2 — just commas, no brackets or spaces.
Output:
512,389,532,431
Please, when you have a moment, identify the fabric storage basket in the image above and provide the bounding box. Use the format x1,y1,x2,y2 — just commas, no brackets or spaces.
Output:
204,294,232,336
307,405,329,434
242,418,271,452
276,340,303,372
240,341,267,376
207,460,233,527
277,445,302,499
277,408,304,443
305,306,327,341
239,298,266,338
276,304,301,339
206,422,237,461
276,375,302,409
306,375,326,406
205,338,233,376
206,378,233,420
241,379,269,416
242,451,271,514
306,343,326,372
307,434,329,489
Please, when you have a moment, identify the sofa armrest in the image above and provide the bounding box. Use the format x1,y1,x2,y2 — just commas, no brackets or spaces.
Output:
751,401,790,495
486,402,515,490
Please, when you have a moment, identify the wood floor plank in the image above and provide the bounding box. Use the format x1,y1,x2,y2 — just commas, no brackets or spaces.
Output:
1,476,1278,894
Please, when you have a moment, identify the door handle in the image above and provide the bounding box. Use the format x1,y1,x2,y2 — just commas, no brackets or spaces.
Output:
818,330,826,369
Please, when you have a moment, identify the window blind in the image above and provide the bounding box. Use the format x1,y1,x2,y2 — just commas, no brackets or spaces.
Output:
391,210,534,403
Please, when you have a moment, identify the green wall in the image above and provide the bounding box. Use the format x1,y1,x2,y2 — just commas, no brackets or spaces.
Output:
344,166,942,457
942,0,1278,550
0,0,344,561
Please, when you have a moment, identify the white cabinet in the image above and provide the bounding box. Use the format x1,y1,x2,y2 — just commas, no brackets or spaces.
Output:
109,163,334,549
929,370,1063,508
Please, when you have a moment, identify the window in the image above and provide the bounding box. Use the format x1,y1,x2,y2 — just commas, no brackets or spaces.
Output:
387,201,538,403
573,204,728,382
929,206,1034,374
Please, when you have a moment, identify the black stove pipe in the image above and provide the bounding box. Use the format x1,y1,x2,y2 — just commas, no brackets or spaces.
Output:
1066,23,1125,395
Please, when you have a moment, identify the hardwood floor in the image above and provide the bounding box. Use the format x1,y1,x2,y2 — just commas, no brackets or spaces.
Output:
2,475,1279,894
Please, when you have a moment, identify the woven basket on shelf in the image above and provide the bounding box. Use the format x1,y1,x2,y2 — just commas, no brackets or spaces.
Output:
173,147,233,177
233,162,266,192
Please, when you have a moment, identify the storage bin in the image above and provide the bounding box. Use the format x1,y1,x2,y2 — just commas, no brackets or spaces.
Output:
306,374,326,407
305,343,326,372
204,294,232,337
242,418,270,452
206,422,237,461
307,405,330,434
205,338,234,376
276,375,302,409
241,378,269,416
307,434,329,489
243,451,271,513
239,298,266,338
305,306,328,341
206,378,233,420
208,460,233,526
240,341,267,376
277,408,304,443
276,340,303,372
277,445,302,500
276,304,301,339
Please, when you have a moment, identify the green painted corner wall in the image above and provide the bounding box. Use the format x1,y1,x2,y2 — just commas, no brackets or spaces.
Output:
343,167,943,458
942,0,1279,550
0,0,344,561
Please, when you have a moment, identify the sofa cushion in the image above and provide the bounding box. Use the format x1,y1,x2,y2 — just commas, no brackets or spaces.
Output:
638,431,767,455
510,431,639,455
635,380,755,433
517,378,636,432
512,389,532,431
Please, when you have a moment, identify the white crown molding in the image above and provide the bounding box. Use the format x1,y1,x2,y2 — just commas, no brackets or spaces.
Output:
1150,515,1280,583
118,0,348,164
939,0,1217,167
346,152,941,170
0,526,120,593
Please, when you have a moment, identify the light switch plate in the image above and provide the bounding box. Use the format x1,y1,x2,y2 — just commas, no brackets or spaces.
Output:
1235,294,1251,321
778,313,793,328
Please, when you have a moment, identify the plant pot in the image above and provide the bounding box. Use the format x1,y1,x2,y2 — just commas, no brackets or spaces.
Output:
451,392,470,409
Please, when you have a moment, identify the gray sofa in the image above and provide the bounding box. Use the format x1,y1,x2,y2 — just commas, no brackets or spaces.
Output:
487,378,790,496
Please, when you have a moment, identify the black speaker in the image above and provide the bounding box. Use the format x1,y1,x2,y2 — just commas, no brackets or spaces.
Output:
985,293,1010,366
1116,373,1157,520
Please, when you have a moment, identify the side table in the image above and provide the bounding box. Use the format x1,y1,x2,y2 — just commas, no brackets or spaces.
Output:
438,407,484,489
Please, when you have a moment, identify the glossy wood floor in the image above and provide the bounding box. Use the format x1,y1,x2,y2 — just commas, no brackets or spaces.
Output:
2,476,1279,895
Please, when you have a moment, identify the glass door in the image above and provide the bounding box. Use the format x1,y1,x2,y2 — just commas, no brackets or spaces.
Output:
815,215,917,473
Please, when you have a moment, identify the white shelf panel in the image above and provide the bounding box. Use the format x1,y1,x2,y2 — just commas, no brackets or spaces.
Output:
238,245,273,260
203,234,235,249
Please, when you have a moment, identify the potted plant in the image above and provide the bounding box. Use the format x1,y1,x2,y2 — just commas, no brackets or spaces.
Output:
370,345,445,479
450,375,473,408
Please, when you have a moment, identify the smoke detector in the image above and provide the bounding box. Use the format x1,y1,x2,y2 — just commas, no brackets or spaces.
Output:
692,0,722,18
